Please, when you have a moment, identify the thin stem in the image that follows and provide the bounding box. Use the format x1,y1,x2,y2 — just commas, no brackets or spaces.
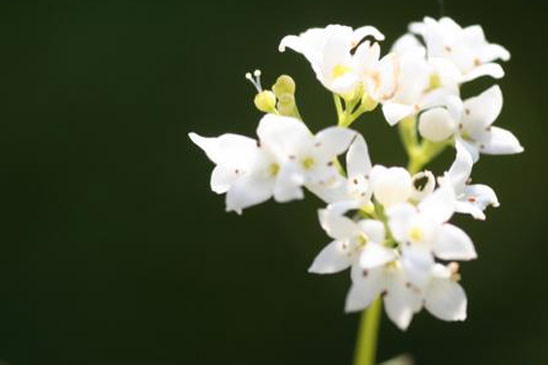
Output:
354,297,382,365
334,94,344,125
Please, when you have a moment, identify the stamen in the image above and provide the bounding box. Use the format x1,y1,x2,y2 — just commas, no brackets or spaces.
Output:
245,69,263,92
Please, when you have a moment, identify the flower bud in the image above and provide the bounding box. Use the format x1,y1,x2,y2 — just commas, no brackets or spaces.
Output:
254,90,277,113
370,166,412,207
418,107,456,142
272,75,296,97
360,93,378,112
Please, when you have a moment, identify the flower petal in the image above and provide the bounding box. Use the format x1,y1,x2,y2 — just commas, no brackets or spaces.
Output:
360,242,396,269
318,209,359,241
358,219,386,244
345,268,384,312
256,114,311,159
461,63,504,82
381,102,415,126
188,132,258,167
418,185,455,224
225,174,275,213
425,276,467,321
314,127,357,159
308,240,352,274
479,126,524,155
434,224,477,260
346,134,372,178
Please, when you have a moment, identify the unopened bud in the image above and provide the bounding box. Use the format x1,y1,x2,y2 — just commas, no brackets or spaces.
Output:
272,75,296,97
254,90,277,113
361,93,378,112
418,107,456,142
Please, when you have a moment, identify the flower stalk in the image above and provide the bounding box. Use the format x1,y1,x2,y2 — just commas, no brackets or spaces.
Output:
354,297,382,365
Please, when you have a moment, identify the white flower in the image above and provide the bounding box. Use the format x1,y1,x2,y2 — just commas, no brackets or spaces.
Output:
279,24,386,96
189,114,356,213
387,185,477,287
309,209,392,274
417,85,523,161
423,263,467,322
346,259,467,329
309,134,374,214
409,17,510,82
381,41,460,125
440,142,499,220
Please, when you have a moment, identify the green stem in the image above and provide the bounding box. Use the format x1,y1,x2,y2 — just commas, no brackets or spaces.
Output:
334,94,344,125
354,297,382,365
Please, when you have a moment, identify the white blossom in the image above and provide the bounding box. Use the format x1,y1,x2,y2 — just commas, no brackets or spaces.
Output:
189,114,356,213
279,25,395,98
409,17,510,82
417,85,523,160
387,185,477,287
309,209,391,274
439,142,499,220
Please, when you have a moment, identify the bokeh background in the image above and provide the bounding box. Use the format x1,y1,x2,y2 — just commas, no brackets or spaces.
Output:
1,0,546,364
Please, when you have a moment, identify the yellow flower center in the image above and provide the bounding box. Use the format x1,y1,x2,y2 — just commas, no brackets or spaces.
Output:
331,64,353,79
426,73,442,92
302,157,315,170
409,227,424,243
269,163,280,176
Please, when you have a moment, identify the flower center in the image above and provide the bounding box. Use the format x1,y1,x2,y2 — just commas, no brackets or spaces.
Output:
302,157,315,170
408,227,424,243
331,64,353,79
269,163,280,176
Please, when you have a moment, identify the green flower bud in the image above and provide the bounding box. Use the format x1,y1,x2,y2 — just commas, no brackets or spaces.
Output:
272,75,296,97
360,93,378,112
254,90,277,113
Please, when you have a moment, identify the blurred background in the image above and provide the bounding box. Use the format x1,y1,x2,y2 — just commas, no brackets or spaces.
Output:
0,0,546,364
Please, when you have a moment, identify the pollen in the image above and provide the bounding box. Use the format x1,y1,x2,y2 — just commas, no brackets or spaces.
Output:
302,157,315,170
409,227,424,242
331,64,353,78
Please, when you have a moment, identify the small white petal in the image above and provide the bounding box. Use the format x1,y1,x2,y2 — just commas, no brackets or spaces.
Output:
418,185,455,224
381,102,415,126
410,171,436,201
210,166,239,194
386,203,416,243
273,163,305,202
225,174,275,213
462,85,503,131
314,127,357,159
257,114,312,159
309,240,352,274
360,242,396,269
445,142,473,193
401,245,435,287
345,268,384,312
479,127,524,155
434,224,477,260
357,219,385,244
425,277,467,321
318,209,359,241
188,132,258,168
461,63,504,82
346,134,372,178
383,275,416,330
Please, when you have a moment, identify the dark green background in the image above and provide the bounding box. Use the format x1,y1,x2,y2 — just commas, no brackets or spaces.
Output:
0,1,546,364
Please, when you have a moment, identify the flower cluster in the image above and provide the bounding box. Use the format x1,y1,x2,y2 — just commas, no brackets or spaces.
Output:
189,17,523,330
